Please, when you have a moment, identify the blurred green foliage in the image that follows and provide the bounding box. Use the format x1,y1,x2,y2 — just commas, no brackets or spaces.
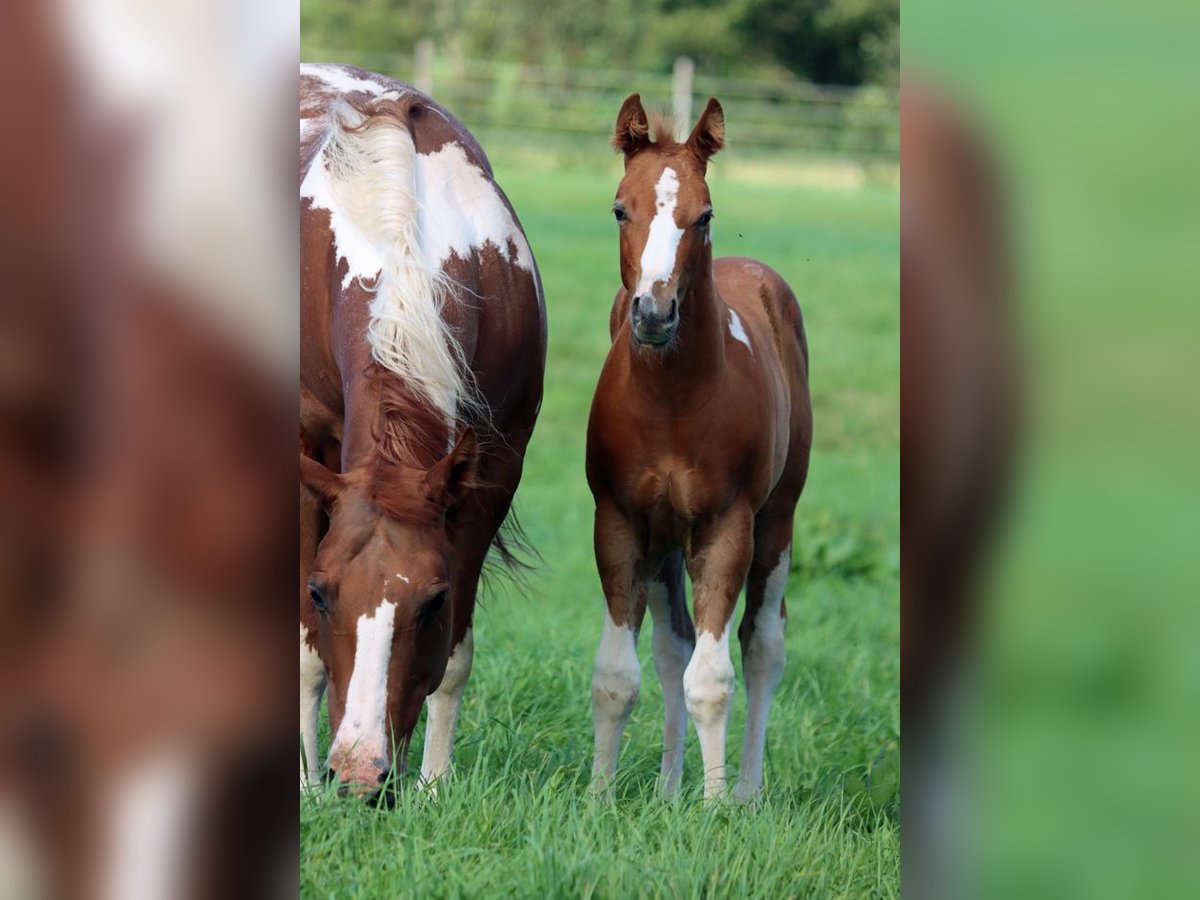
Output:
301,0,899,86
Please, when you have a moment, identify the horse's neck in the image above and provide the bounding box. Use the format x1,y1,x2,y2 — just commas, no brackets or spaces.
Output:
340,360,451,472
629,260,727,403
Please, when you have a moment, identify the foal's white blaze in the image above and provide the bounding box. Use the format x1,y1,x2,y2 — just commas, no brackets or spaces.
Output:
329,601,397,782
646,582,693,795
299,625,326,789
735,550,789,802
635,167,684,298
415,142,535,273
591,609,641,788
420,627,475,786
728,308,752,352
100,752,197,900
683,622,735,800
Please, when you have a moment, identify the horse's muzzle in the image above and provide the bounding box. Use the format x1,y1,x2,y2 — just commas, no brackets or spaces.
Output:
631,295,678,345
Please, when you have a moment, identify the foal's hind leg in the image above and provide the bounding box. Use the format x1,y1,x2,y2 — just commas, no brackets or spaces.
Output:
733,504,797,802
646,551,694,796
591,502,646,793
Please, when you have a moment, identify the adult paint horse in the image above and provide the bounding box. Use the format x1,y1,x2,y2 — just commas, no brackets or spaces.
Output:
586,95,812,801
299,64,545,794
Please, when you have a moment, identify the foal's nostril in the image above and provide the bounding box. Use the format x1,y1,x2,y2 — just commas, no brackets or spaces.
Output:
631,295,642,318
668,299,677,321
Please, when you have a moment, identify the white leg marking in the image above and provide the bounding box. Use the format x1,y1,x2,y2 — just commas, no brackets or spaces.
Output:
635,167,684,297
299,625,327,790
646,582,693,795
684,623,735,800
99,752,197,900
591,608,640,791
420,627,474,787
328,601,396,786
735,551,790,802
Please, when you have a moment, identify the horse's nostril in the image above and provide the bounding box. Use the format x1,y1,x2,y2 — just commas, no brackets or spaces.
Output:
668,299,677,321
631,295,642,318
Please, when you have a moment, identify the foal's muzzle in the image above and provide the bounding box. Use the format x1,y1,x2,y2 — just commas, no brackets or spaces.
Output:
631,295,678,346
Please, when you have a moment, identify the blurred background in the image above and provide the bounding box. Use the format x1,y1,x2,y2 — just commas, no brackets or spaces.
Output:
302,0,899,176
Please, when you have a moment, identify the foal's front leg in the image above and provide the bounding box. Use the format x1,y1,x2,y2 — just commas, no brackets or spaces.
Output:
591,502,646,793
684,505,755,801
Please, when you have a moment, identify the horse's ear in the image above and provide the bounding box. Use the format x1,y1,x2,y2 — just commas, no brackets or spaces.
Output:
300,454,344,506
686,97,725,166
426,427,479,509
613,93,651,163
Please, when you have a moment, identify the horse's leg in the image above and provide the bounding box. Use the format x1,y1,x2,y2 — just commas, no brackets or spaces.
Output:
684,503,755,801
733,500,797,802
419,478,510,787
591,500,646,794
646,550,694,796
299,477,326,790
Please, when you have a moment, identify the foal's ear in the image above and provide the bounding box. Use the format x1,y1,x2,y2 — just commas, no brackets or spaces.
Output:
300,454,344,506
686,97,725,166
613,93,651,163
426,427,480,509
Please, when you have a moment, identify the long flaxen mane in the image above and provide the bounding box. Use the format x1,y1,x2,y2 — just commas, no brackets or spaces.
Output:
315,94,475,447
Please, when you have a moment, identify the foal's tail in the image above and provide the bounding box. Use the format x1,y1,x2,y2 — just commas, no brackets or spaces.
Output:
316,96,471,417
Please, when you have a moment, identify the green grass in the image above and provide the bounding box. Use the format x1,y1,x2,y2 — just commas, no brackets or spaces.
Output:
300,158,899,898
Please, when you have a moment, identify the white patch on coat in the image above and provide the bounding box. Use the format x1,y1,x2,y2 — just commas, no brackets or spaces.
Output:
302,63,387,97
99,752,197,900
684,622,735,799
728,308,752,352
300,625,327,789
646,582,693,795
420,627,475,786
635,167,684,297
301,102,465,416
414,142,535,273
328,601,397,782
735,550,789,801
591,609,641,787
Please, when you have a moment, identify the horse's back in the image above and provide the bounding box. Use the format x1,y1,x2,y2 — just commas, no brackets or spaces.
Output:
299,63,545,433
714,256,808,383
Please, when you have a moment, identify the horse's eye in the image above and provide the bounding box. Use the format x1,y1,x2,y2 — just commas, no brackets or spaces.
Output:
308,580,330,614
419,589,448,622
613,206,628,223
694,209,713,228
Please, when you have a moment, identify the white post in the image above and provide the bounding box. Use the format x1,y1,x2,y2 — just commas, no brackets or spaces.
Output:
415,39,434,95
672,56,695,130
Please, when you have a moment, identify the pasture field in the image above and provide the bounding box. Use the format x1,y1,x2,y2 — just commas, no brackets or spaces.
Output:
300,158,899,898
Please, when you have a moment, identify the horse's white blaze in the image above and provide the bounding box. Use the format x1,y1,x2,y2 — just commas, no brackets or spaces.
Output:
420,627,474,786
99,752,197,900
728,308,752,352
735,550,789,801
299,625,326,789
635,167,684,298
415,142,535,273
646,582,693,795
684,622,735,799
301,101,465,416
303,63,387,97
591,609,641,787
329,601,397,781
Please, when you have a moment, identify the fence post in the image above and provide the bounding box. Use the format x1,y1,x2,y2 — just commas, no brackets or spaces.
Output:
672,56,694,130
415,39,434,95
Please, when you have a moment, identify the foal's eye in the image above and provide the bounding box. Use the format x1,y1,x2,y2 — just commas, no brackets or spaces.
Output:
308,580,330,614
694,209,714,228
612,205,628,223
418,590,448,622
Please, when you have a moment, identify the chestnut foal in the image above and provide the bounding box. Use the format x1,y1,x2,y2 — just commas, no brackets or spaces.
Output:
586,95,812,801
